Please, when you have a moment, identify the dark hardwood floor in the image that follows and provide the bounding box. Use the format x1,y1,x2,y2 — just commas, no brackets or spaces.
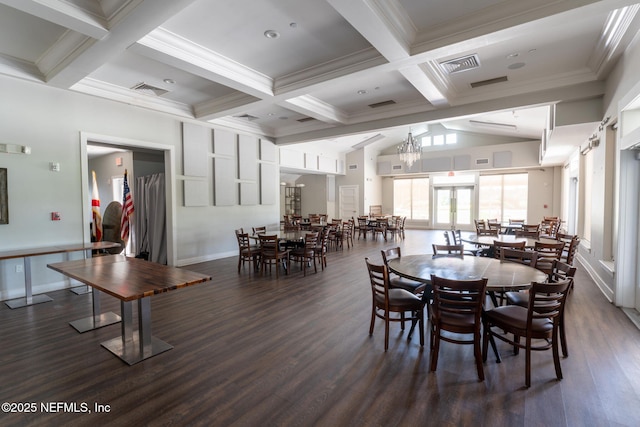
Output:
2,230,640,426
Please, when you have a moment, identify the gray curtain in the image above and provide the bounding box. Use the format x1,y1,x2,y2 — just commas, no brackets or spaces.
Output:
134,173,167,264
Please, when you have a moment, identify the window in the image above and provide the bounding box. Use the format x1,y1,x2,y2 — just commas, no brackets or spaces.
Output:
433,135,444,146
446,134,457,145
583,150,593,242
421,136,432,147
479,173,528,222
394,177,429,220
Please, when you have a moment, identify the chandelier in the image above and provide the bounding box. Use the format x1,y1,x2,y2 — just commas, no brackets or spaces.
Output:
396,130,421,168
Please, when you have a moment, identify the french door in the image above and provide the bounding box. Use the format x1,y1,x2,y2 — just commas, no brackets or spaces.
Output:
433,186,474,230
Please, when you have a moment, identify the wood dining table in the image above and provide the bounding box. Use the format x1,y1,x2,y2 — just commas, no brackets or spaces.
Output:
387,254,547,294
462,234,559,249
48,255,212,365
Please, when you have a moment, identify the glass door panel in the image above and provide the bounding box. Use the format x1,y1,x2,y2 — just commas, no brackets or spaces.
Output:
433,186,474,230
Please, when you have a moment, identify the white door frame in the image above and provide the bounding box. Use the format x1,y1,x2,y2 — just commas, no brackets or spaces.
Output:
80,132,177,266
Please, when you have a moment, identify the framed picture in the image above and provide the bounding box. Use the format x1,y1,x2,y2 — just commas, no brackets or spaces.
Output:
0,168,7,224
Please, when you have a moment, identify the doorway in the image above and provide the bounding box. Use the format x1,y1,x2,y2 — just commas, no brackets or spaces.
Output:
80,132,177,266
432,186,474,230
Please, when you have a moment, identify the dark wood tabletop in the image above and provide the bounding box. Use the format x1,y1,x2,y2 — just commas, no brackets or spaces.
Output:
387,255,547,292
463,234,559,248
48,255,212,301
0,241,121,260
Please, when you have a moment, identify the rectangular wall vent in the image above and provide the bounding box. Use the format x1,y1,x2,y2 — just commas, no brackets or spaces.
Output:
368,100,396,108
470,76,508,88
392,164,403,170
348,164,358,170
476,158,490,165
440,54,480,74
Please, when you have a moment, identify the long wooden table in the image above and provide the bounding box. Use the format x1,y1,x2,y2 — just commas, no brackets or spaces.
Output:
48,255,212,365
1,241,121,309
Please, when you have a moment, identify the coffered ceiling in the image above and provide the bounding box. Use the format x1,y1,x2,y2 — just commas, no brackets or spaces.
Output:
1,0,639,165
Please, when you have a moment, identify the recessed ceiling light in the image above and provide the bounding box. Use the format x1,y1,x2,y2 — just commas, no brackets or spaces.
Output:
163,79,175,84
357,90,367,95
528,48,537,53
264,30,280,39
506,53,519,59
508,62,526,70
289,22,297,28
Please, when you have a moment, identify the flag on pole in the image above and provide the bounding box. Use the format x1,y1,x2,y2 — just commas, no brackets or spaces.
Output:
120,169,134,244
91,170,102,241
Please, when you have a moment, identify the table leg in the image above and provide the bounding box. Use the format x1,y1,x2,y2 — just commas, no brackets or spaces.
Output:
101,298,173,365
68,289,121,333
70,250,92,295
5,257,53,309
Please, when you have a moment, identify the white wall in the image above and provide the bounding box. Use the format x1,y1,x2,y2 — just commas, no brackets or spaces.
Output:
0,75,279,300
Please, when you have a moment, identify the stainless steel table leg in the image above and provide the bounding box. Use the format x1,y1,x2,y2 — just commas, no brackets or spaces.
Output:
69,289,121,333
102,297,172,365
5,257,53,309
70,249,92,294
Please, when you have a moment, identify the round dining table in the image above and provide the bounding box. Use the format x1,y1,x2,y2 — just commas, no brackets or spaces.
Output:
462,234,559,249
387,254,546,293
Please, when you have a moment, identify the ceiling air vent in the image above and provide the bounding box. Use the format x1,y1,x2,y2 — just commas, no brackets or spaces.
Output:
296,117,316,123
130,82,168,96
392,164,403,170
470,76,508,88
234,114,259,121
368,100,396,108
476,158,490,165
440,54,480,74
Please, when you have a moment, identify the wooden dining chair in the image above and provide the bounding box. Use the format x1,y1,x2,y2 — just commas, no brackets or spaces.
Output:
235,230,260,272
500,248,538,268
429,274,488,381
314,228,329,270
451,229,484,256
357,216,371,240
515,224,540,238
432,244,464,258
258,234,290,278
290,232,318,276
380,247,424,295
505,260,576,357
252,226,267,235
534,241,565,275
483,279,572,387
341,220,354,248
365,258,424,351
493,240,526,259
556,233,580,265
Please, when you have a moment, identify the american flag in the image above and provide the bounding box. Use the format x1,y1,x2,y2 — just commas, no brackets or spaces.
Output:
120,170,134,242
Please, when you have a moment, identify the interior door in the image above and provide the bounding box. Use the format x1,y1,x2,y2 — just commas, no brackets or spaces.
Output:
339,185,359,221
433,186,474,230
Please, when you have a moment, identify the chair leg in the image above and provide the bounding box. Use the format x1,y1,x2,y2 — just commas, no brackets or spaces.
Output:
474,331,485,381
560,315,568,357
430,326,441,371
369,304,376,336
525,337,532,388
553,326,563,381
384,316,390,351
